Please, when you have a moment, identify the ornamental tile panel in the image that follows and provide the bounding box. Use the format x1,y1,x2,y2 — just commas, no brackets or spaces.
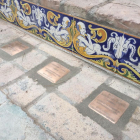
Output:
0,0,140,84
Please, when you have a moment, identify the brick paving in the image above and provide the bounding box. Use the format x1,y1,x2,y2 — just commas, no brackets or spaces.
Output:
0,63,24,87
0,19,140,140
29,93,113,140
3,77,46,107
106,78,140,101
0,101,54,140
14,50,47,71
58,65,109,103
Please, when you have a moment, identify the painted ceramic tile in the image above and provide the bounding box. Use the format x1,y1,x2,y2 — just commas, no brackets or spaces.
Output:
0,0,74,52
0,0,140,85
115,33,140,84
73,18,123,73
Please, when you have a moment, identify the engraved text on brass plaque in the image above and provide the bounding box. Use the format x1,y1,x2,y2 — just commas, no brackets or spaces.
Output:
37,62,70,83
1,41,28,56
88,91,129,123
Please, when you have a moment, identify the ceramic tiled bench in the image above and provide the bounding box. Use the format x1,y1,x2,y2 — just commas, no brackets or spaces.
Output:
0,0,140,86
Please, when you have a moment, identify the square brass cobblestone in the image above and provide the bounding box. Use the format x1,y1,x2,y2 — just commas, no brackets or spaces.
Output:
1,41,28,56
37,62,70,83
88,91,129,123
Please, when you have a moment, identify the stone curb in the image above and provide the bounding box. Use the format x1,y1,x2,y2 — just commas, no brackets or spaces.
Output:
28,0,140,37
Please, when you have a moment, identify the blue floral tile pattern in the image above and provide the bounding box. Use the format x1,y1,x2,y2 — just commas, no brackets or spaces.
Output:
0,0,140,85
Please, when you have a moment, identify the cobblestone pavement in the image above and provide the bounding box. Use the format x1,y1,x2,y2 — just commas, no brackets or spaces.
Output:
0,19,140,140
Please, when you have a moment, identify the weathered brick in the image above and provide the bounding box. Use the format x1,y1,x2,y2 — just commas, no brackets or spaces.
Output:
58,64,109,103
28,0,39,4
123,107,140,140
63,0,107,18
94,0,140,35
0,19,12,30
3,77,46,107
0,102,54,140
21,35,42,46
29,93,113,140
40,0,61,10
107,78,140,100
14,50,47,71
0,28,25,44
39,43,83,67
0,91,8,105
0,63,24,86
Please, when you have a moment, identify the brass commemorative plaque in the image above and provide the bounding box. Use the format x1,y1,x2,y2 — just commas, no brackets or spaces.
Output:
37,62,70,83
1,41,28,56
88,91,129,123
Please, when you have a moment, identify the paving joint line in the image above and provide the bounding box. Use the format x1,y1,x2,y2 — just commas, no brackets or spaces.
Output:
54,90,76,106
0,89,58,140
75,83,138,140
24,91,50,110
88,0,113,16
